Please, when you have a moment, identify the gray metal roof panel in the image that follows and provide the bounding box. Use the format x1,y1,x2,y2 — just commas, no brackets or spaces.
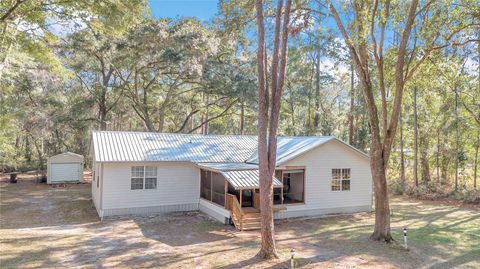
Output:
246,136,335,164
221,170,283,189
197,162,259,171
92,131,258,163
91,131,365,164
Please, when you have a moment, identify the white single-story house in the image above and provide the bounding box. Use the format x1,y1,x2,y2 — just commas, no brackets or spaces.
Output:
91,131,372,230
47,152,84,184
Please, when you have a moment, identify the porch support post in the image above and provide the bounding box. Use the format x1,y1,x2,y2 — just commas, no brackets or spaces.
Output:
239,189,243,208
281,170,284,204
224,180,228,208
210,171,213,202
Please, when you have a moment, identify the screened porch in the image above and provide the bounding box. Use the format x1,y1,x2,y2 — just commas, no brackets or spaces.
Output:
199,167,305,210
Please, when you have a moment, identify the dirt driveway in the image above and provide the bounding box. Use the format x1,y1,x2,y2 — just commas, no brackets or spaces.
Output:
1,174,478,268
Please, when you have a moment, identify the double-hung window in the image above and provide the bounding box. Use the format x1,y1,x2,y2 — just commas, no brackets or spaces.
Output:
131,166,157,190
144,166,157,189
331,168,350,191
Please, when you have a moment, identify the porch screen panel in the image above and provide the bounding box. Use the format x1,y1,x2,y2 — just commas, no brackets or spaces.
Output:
211,172,225,206
283,170,305,204
200,170,211,200
274,170,283,204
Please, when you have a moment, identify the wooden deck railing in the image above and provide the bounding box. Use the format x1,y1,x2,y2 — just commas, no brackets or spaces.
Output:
226,193,244,230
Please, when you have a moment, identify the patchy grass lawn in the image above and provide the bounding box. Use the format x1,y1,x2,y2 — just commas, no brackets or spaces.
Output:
0,174,478,269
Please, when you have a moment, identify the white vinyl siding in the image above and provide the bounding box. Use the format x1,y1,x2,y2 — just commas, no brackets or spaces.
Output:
101,162,200,211
277,140,372,217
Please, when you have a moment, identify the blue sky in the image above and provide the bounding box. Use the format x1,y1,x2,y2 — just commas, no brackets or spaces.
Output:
149,0,219,20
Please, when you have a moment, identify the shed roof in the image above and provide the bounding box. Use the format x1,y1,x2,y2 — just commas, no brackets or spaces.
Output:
221,170,283,189
49,152,84,161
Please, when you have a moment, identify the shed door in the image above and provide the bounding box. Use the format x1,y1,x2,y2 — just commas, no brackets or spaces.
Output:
51,163,79,182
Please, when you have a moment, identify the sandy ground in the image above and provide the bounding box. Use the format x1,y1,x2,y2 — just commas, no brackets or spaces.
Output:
0,173,478,268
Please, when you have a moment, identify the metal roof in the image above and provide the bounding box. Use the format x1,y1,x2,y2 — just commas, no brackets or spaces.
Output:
49,152,84,161
196,163,281,189
246,136,335,164
91,131,368,164
92,131,258,163
197,162,259,171
221,170,283,189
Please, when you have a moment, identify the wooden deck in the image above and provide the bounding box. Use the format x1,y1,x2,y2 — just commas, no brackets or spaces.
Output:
226,194,260,231
225,194,286,231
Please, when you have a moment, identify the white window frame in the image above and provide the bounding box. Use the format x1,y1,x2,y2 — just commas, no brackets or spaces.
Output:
331,168,351,191
131,166,157,190
144,166,157,190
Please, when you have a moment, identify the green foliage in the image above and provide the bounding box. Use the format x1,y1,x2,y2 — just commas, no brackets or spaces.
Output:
453,190,480,204
0,0,478,194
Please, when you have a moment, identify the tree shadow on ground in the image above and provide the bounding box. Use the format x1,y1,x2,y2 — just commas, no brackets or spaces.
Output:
426,249,480,269
0,182,99,229
134,211,237,247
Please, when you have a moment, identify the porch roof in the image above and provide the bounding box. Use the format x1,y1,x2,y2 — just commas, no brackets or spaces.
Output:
197,162,282,189
221,170,283,190
196,162,259,171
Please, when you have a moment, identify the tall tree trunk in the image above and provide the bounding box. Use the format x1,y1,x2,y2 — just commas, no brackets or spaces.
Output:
400,107,406,189
474,129,479,189
256,0,274,258
436,128,440,182
476,28,480,189
143,88,155,132
240,100,245,135
202,94,210,135
98,65,114,131
313,47,321,129
289,87,296,135
307,96,311,131
348,62,355,145
99,101,107,131
441,134,450,184
256,0,292,259
24,136,31,162
413,87,418,186
328,0,419,243
15,135,20,159
370,145,392,241
454,87,459,191
31,136,44,171
420,135,431,183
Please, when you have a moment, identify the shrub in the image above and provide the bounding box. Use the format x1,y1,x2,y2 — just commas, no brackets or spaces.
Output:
390,181,405,195
454,189,480,204
404,182,450,200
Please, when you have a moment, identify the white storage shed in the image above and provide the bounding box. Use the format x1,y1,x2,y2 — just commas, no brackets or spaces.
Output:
47,152,84,184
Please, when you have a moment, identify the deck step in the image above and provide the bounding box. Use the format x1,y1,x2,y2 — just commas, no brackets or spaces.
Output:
242,226,261,231
242,217,260,221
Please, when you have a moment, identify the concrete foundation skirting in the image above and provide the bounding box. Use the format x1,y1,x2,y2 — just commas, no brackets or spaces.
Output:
102,203,199,217
274,205,372,219
199,199,230,224
100,203,371,224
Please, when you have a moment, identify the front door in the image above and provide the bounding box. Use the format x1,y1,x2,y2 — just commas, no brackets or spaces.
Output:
242,189,253,207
